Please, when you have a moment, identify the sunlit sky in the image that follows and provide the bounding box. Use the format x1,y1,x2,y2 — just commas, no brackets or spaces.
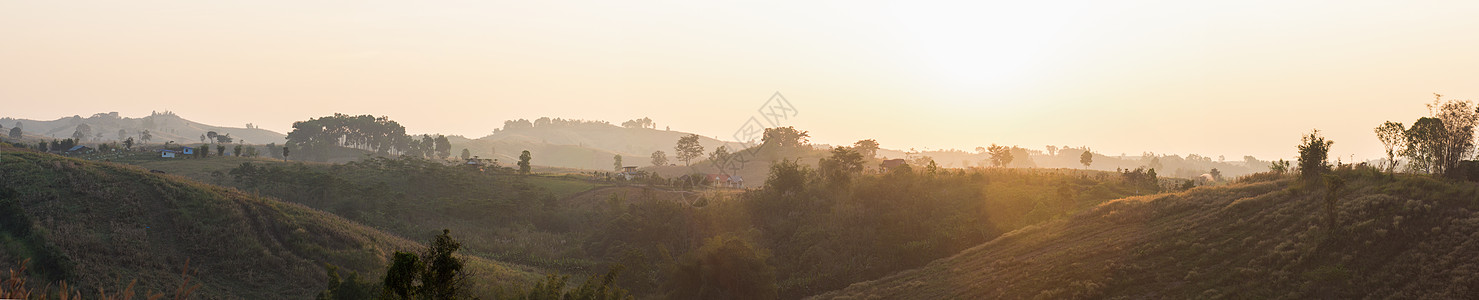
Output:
4,1,1479,161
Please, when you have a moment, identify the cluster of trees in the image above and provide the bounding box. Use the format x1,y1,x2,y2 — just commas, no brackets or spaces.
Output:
1373,94,1479,177
8,122,21,139
286,114,451,161
499,117,613,132
621,117,656,129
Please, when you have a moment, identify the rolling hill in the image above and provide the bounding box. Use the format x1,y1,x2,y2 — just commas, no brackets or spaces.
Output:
0,111,286,146
449,121,732,171
0,146,540,298
813,169,1479,299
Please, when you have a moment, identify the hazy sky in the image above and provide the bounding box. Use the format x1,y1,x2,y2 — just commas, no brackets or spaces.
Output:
4,1,1479,161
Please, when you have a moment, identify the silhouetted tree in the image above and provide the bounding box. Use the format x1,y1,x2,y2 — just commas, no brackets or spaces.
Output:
1404,117,1444,174
613,154,624,171
233,144,243,157
819,146,864,185
518,150,532,174
382,252,422,300
853,139,880,159
460,149,471,160
123,137,134,150
675,134,704,166
379,229,466,300
316,265,375,300
434,135,452,160
140,130,152,144
1046,145,1058,156
987,144,1013,167
217,145,226,157
1080,150,1094,169
421,229,466,299
761,126,809,148
1297,129,1334,182
1375,121,1405,173
8,127,21,139
651,150,668,167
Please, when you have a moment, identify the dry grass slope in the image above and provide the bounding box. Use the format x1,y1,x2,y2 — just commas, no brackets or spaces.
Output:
813,169,1479,299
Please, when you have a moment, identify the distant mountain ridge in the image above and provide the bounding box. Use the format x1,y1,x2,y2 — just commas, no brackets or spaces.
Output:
0,111,286,145
449,120,733,171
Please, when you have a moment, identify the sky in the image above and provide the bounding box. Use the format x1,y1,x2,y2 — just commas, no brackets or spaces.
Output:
3,1,1479,161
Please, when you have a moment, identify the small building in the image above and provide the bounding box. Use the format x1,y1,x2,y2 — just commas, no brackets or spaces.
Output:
160,150,179,158
620,166,641,180
181,146,194,155
65,145,94,154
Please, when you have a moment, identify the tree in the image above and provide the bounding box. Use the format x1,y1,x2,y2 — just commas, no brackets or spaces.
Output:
283,145,291,161
651,150,668,166
1046,145,1058,156
1080,150,1094,169
1426,94,1478,177
217,145,227,157
1209,168,1223,181
853,139,880,159
675,134,705,166
1404,117,1444,174
613,154,624,171
460,148,471,160
72,124,91,142
709,146,731,165
200,134,207,144
819,146,864,184
1374,121,1406,173
8,127,21,139
1297,129,1334,182
140,130,152,145
123,137,134,150
380,229,467,300
233,144,243,157
1270,159,1291,174
518,150,532,174
434,135,452,160
761,126,809,148
206,131,219,142
421,229,466,299
382,252,423,300
215,134,234,144
317,265,375,300
664,235,778,300
987,144,1013,167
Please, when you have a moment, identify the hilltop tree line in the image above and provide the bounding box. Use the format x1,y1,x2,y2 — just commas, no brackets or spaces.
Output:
286,114,451,161
1372,94,1479,178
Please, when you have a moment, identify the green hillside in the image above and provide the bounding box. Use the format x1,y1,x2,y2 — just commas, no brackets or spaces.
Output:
0,147,540,299
813,168,1479,299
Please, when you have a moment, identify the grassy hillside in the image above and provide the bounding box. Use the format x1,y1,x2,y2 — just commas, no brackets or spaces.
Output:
0,147,540,299
813,168,1479,299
